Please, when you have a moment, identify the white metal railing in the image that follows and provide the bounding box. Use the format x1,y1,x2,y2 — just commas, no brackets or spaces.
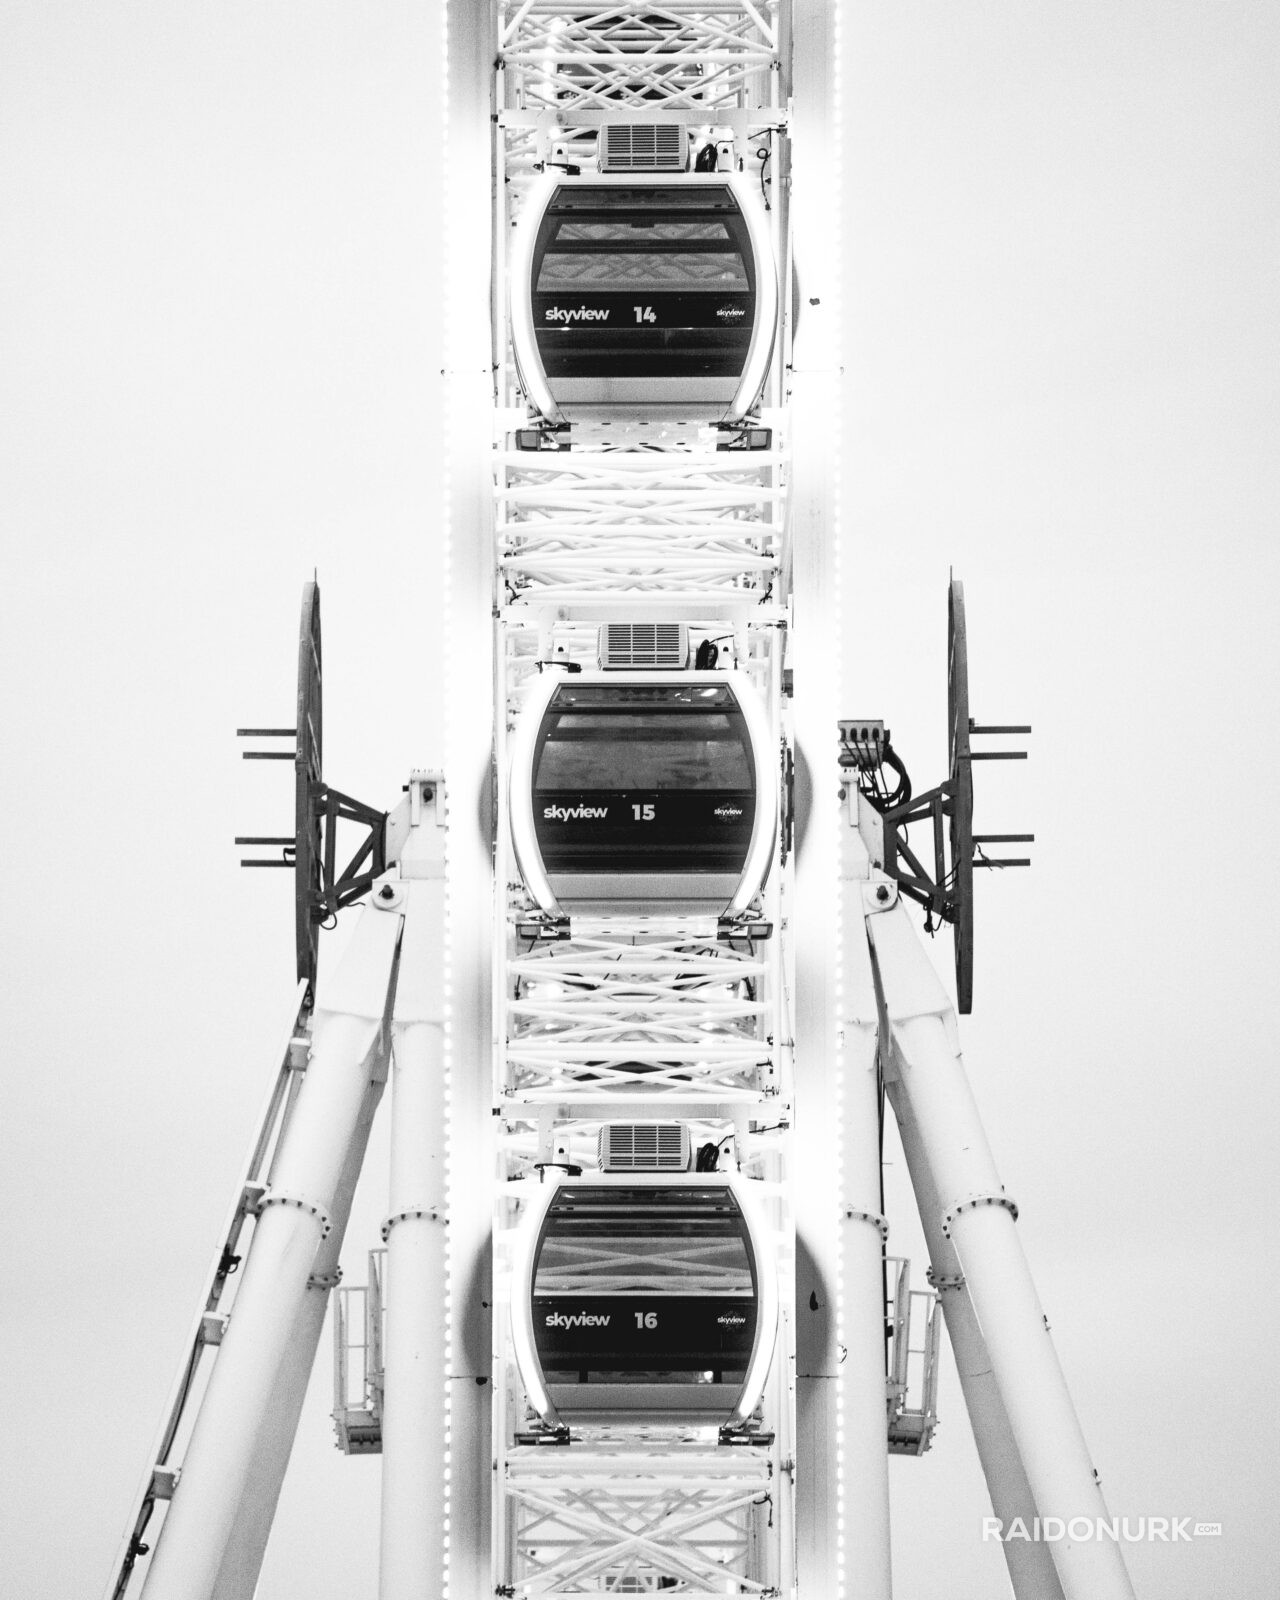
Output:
332,1248,386,1453
885,1255,941,1456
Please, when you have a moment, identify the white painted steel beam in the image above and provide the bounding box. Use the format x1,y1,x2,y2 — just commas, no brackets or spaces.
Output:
887,1074,1067,1600
379,781,450,1600
209,1075,382,1600
835,814,897,1599
102,990,311,1600
139,903,403,1600
867,899,1136,1600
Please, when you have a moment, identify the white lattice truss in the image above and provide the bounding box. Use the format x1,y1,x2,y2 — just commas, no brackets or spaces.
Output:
496,445,788,609
486,7,795,1591
501,927,782,1105
498,1,781,116
503,1449,777,1596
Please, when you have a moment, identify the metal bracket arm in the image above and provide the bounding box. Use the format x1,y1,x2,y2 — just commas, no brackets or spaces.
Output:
312,784,390,917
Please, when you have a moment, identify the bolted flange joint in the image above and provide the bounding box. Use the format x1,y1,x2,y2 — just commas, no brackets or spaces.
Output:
843,1206,889,1242
381,1205,446,1242
259,1190,332,1238
941,1191,1019,1238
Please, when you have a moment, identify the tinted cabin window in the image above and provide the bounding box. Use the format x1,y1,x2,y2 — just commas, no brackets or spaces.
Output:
532,186,756,380
532,1186,757,1385
531,685,755,875
536,222,751,294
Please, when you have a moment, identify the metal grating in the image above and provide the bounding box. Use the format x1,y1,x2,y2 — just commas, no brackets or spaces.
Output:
600,621,689,669
600,122,686,172
599,1122,692,1170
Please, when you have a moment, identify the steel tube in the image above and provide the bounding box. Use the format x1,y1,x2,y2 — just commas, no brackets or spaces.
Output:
888,1078,1066,1600
886,996,1137,1600
141,1004,393,1600
836,879,896,1600
209,1081,384,1600
835,1034,895,1600
379,1017,448,1600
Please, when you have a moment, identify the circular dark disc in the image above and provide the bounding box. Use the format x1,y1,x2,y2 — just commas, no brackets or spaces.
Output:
294,581,323,1006
947,578,974,1013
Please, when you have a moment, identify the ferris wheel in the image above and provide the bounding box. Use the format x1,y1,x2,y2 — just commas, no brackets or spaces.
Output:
104,7,1137,1599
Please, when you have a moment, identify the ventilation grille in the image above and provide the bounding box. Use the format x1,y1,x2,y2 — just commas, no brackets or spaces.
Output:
598,123,687,173
599,622,689,670
599,1123,692,1172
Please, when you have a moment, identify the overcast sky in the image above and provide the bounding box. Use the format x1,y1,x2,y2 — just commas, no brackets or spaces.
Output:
3,4,1278,1597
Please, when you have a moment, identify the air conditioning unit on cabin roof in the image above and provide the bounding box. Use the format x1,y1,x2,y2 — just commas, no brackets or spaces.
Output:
599,622,690,670
598,122,688,173
599,1123,693,1172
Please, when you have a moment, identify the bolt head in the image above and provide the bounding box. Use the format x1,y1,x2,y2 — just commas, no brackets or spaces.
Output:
876,885,890,903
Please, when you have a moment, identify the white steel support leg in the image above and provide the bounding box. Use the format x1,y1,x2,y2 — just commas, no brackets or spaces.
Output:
866,898,1137,1600
140,902,404,1600
836,810,897,1598
886,1082,1066,1600
380,782,449,1600
210,1091,383,1600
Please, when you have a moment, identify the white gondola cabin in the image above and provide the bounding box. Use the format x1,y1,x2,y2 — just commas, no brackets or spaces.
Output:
509,174,779,421
508,671,777,918
510,1173,778,1432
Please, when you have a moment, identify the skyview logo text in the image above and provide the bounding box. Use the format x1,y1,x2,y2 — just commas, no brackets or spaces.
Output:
544,306,610,323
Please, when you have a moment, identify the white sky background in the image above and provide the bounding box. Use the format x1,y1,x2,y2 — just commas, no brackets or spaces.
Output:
2,3,1277,1596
